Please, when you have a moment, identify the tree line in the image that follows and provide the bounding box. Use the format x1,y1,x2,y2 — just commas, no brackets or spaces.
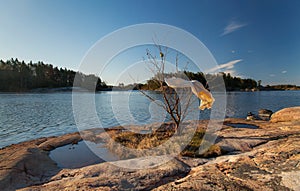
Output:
0,58,107,92
1,58,297,92
142,71,258,91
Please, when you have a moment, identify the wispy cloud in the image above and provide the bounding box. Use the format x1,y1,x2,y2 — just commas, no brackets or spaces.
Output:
206,59,242,76
269,74,275,77
282,70,287,74
221,21,247,36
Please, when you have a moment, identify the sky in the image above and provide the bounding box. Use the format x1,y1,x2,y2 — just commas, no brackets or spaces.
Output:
0,0,300,85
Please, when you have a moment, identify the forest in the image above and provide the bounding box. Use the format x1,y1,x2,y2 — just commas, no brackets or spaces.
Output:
0,58,107,92
1,58,298,92
142,71,258,91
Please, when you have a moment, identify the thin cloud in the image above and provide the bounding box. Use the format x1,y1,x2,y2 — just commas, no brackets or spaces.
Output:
282,70,287,74
269,74,275,77
206,59,243,73
221,21,247,36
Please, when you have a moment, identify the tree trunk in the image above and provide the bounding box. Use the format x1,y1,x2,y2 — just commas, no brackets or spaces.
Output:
176,122,183,136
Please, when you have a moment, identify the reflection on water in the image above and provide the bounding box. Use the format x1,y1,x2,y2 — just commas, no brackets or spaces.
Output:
0,91,299,148
49,140,119,168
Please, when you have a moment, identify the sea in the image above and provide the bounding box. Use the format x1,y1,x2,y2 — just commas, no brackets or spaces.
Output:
0,90,299,148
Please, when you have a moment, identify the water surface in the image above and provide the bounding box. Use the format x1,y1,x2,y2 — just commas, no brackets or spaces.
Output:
0,91,299,148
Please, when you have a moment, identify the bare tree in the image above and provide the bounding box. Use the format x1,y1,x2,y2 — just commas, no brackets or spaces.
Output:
139,46,196,135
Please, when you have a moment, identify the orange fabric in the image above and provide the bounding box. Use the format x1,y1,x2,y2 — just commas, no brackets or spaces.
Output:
197,91,214,110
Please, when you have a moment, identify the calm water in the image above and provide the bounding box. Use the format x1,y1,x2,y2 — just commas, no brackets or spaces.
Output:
0,91,299,148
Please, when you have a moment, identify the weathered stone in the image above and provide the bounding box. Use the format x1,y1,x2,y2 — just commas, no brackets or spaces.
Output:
0,139,60,191
0,133,82,191
19,157,190,191
258,109,273,120
270,106,300,123
154,135,300,191
258,109,273,115
38,132,82,151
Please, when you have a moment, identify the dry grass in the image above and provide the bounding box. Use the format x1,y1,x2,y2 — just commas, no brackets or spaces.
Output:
105,122,225,159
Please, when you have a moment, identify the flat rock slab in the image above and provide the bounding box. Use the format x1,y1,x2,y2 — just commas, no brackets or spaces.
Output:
19,156,190,191
154,134,300,191
0,132,81,191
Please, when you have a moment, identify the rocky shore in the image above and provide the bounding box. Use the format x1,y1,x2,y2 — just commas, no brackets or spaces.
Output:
1,107,300,191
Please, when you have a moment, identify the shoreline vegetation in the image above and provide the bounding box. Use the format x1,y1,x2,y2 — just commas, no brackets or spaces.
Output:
104,121,226,159
1,58,300,93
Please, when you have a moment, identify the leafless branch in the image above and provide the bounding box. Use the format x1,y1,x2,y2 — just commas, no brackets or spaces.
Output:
138,44,195,135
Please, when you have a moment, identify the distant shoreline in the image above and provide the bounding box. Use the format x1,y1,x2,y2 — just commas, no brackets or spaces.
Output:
0,86,300,94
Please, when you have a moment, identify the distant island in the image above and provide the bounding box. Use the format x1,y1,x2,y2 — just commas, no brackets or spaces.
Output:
259,84,300,91
1,58,299,92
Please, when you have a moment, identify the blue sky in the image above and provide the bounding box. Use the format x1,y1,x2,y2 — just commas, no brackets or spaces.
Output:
1,0,300,85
